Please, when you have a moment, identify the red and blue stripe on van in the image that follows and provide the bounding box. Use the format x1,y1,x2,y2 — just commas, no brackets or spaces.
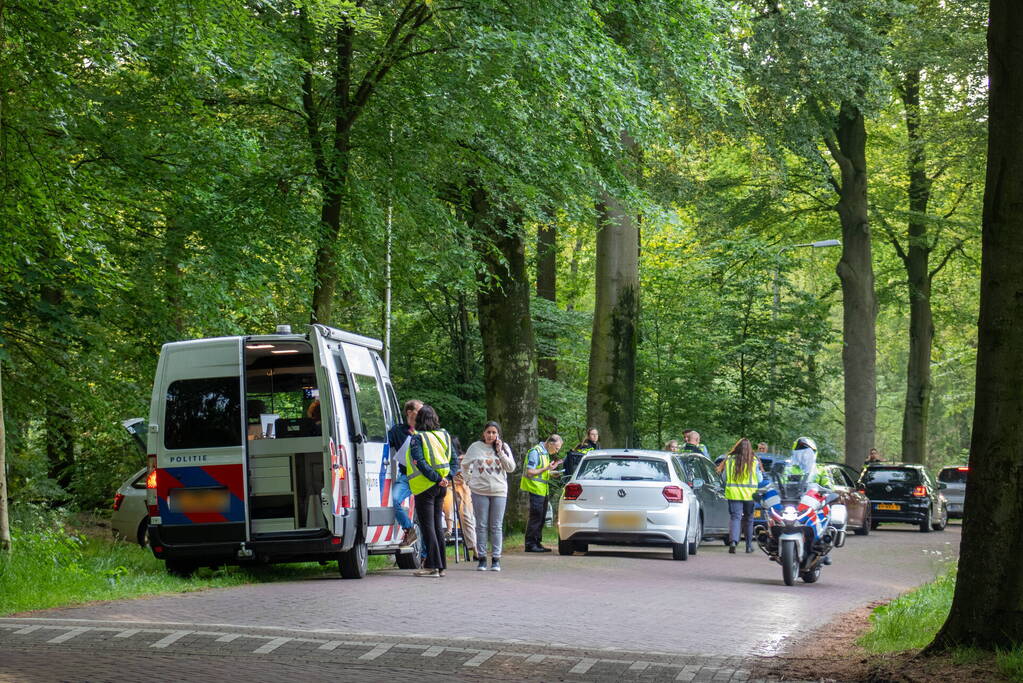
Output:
155,464,246,525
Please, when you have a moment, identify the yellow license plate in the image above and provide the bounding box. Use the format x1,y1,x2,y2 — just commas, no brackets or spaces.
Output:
170,488,230,513
754,509,763,518
602,512,645,530
876,503,900,511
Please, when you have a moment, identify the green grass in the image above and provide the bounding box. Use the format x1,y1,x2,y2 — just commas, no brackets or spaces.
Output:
860,564,1023,681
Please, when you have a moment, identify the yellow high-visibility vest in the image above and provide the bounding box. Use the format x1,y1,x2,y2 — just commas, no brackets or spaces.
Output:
725,457,760,501
406,430,452,495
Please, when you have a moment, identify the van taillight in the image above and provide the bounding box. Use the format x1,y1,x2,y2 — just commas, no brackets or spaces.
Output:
662,485,684,502
563,483,582,500
146,454,159,517
339,464,350,509
113,493,125,511
912,485,928,497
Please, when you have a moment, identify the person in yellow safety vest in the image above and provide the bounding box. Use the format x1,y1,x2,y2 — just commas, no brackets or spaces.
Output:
715,438,764,554
786,436,829,488
405,404,453,577
521,434,564,552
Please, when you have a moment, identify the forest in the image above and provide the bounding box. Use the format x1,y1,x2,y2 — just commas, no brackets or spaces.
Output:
0,0,988,512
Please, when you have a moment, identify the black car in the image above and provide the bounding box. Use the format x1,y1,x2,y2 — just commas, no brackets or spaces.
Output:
858,464,949,532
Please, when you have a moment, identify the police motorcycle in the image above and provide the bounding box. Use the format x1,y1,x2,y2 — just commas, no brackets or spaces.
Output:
753,437,847,586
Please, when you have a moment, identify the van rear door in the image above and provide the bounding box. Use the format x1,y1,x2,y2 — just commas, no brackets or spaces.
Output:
151,338,248,545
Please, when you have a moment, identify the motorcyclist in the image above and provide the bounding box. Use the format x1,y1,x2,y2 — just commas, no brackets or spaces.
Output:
783,436,829,488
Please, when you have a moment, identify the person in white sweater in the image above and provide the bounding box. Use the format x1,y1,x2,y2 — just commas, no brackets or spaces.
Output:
461,421,516,571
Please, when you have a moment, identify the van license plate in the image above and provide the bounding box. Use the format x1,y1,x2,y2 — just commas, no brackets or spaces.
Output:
876,503,900,511
602,512,644,530
170,488,230,513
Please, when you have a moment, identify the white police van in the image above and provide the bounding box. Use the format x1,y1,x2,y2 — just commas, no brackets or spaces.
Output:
144,324,417,577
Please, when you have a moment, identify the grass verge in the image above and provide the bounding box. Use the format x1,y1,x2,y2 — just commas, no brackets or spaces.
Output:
0,505,560,617
860,564,1023,681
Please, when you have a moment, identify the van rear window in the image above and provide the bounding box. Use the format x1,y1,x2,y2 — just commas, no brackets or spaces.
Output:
165,378,241,449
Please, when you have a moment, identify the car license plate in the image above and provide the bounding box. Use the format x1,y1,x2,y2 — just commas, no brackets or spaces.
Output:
170,488,230,513
753,509,762,519
876,503,900,511
601,511,645,530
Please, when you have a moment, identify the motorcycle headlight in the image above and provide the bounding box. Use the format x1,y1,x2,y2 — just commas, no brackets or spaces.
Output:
782,506,799,523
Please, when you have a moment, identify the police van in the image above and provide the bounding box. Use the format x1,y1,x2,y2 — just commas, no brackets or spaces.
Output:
144,324,417,578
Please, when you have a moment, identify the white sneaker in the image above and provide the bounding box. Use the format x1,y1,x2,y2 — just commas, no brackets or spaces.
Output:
490,559,501,572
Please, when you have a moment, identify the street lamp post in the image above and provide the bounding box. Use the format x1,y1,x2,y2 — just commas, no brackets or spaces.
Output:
768,239,842,426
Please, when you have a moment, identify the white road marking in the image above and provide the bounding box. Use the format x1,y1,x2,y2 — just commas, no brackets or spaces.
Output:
151,630,191,649
253,637,291,654
215,633,241,643
629,661,651,671
422,645,445,657
318,640,343,651
13,626,42,635
358,643,392,660
569,657,597,674
115,629,140,639
47,628,91,644
525,654,545,663
463,650,495,667
675,664,702,681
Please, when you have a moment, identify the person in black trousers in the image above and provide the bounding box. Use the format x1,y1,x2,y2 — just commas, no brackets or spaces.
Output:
406,404,455,577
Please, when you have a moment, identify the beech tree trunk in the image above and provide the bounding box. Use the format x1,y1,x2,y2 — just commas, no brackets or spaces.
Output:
587,189,639,448
472,187,538,526
536,222,558,381
899,69,934,465
828,102,878,468
928,0,1023,650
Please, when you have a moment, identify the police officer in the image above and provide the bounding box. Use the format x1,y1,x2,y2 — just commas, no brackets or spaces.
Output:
715,438,763,553
406,404,453,577
521,434,563,552
564,427,600,479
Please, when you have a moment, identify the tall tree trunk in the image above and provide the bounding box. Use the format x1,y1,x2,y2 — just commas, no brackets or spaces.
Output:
899,68,934,465
41,285,74,492
927,0,1023,650
536,222,558,381
827,102,878,468
587,190,639,448
0,360,10,552
473,186,539,526
163,219,188,338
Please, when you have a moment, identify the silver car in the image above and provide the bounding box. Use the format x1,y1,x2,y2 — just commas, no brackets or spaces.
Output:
557,450,700,561
112,467,150,546
937,466,967,518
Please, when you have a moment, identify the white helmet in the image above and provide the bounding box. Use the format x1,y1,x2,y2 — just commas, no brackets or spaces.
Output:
793,436,817,453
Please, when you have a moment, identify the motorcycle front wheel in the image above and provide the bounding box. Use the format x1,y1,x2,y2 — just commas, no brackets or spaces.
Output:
781,540,798,586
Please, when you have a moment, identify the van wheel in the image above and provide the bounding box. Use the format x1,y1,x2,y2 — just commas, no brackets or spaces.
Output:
339,536,368,579
136,519,150,547
165,560,196,578
395,524,423,570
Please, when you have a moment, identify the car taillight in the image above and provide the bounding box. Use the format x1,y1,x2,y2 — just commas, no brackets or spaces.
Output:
563,483,582,500
956,467,969,472
857,487,866,495
912,485,928,497
662,485,684,502
113,493,125,511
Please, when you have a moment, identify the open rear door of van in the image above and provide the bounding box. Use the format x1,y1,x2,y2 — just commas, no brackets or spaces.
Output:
151,337,249,546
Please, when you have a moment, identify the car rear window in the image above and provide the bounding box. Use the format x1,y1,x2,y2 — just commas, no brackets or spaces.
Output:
164,377,242,449
576,457,670,482
863,468,920,484
938,468,968,484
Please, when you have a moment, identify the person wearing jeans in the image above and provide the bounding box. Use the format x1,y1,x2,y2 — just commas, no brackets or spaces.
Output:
388,399,422,548
715,438,763,553
461,421,516,571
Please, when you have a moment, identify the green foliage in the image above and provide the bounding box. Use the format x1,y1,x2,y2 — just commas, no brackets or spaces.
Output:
860,564,957,651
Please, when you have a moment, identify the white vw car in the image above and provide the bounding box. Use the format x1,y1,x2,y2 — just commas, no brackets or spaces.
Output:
557,450,700,560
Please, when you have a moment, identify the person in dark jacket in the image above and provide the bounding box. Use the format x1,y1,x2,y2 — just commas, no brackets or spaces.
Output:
406,404,454,577
564,427,600,479
388,399,422,547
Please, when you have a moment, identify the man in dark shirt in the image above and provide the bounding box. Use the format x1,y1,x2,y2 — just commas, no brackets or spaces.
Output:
388,399,422,546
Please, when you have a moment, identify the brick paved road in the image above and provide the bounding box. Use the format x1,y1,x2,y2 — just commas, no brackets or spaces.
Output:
1,523,958,681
